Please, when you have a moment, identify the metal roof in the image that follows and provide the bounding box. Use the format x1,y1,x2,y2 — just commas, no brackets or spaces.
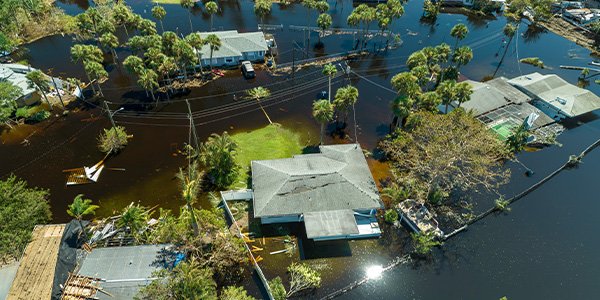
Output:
508,72,600,117
454,77,530,114
304,210,359,239
252,144,383,218
196,30,268,60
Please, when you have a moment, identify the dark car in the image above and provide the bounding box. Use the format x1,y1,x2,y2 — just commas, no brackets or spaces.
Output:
241,61,255,78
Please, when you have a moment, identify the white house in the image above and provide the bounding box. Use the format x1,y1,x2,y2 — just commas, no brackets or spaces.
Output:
0,63,41,107
251,144,383,241
197,30,268,68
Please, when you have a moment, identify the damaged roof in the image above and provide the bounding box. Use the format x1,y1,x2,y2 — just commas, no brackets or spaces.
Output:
251,144,383,218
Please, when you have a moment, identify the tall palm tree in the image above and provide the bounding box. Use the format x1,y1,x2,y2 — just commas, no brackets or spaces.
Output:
313,99,333,145
493,23,517,78
417,91,442,112
162,31,179,57
245,87,272,124
173,39,196,89
347,13,360,49
333,85,358,124
180,0,194,32
85,7,101,37
205,34,221,71
206,1,218,32
185,32,205,75
126,13,143,37
67,194,99,241
152,5,167,34
70,44,102,94
436,79,456,114
450,23,469,53
452,46,473,70
137,67,159,102
100,32,119,63
25,70,52,110
315,0,329,14
254,0,272,32
322,63,337,103
317,13,332,44
123,55,144,75
360,6,376,50
302,0,316,50
112,4,132,38
386,0,404,46
390,72,420,98
159,55,177,94
376,4,390,50
390,95,413,129
454,81,473,108
85,61,108,97
177,161,203,237
139,19,157,36
98,20,115,36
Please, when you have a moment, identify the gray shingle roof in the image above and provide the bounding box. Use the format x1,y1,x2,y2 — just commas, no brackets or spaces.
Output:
196,30,268,60
454,77,530,115
508,72,600,117
251,144,383,218
304,210,359,239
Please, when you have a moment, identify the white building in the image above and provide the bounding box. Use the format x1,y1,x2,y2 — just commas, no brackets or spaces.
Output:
196,30,269,68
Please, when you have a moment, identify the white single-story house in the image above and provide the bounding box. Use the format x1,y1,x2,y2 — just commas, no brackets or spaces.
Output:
196,30,268,68
0,63,41,107
251,144,384,241
507,72,600,119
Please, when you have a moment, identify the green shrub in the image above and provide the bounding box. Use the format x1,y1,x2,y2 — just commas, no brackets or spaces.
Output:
97,126,128,153
27,110,50,122
268,277,286,300
410,231,440,256
384,209,398,223
15,107,29,119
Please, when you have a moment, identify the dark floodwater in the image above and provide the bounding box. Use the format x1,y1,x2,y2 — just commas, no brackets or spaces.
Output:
2,0,600,298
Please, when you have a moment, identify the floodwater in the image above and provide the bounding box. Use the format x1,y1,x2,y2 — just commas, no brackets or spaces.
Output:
2,0,600,298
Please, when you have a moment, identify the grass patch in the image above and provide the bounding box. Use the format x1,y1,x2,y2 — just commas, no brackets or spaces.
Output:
230,123,303,188
153,0,182,4
520,57,546,69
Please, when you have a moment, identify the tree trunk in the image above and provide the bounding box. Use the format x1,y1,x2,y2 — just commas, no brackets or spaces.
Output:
186,201,199,237
183,63,188,90
78,218,89,241
123,25,129,39
320,122,324,144
97,82,104,97
39,88,52,111
159,20,164,34
187,9,193,32
307,9,311,56
150,89,157,104
84,70,96,94
380,28,384,51
210,49,214,71
492,35,514,79
257,99,273,124
328,76,331,103
211,15,214,32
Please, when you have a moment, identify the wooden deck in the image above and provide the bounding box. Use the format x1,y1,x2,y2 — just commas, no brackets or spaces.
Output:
6,224,65,300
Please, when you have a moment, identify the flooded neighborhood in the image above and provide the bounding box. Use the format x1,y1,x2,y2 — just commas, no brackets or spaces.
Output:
1,0,600,299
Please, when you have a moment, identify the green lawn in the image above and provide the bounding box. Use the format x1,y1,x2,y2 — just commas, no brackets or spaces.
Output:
230,123,303,188
152,0,182,4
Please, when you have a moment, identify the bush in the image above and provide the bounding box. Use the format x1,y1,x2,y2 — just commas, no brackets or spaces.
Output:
97,126,128,153
494,198,511,212
220,286,257,300
27,110,50,122
15,107,29,119
268,277,286,300
384,209,398,223
410,231,440,256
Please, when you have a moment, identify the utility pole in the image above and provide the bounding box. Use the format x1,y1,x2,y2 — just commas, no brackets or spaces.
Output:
47,69,65,110
292,40,295,83
186,99,200,155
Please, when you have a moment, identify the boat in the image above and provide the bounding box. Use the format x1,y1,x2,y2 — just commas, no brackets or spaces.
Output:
397,199,444,237
212,69,225,76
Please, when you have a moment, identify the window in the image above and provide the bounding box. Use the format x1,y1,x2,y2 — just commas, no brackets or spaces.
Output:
226,58,233,62
259,51,264,56
24,93,32,99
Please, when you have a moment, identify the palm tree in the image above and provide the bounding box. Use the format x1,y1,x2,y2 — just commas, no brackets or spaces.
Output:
322,63,337,103
316,13,332,44
162,31,179,57
152,5,167,34
180,0,194,32
123,55,144,75
100,32,119,63
360,6,376,51
492,23,517,78
390,72,420,98
185,32,205,75
417,91,442,112
313,99,333,144
254,0,272,32
159,55,177,95
112,4,132,38
333,85,358,124
200,132,239,188
126,13,143,37
390,95,413,129
139,19,157,36
454,81,473,108
450,23,469,53
376,4,390,50
436,79,456,114
177,161,203,236
85,7,101,37
67,194,99,241
302,0,316,50
85,61,108,97
117,203,147,238
315,0,329,14
245,87,272,124
205,34,221,72
25,70,52,110
347,13,360,49
452,46,473,70
206,1,218,32
70,44,102,94
137,67,159,102
98,20,115,36
386,0,404,46
172,39,196,89
175,257,217,298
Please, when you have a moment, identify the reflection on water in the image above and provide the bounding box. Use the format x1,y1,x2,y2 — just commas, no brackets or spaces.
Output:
365,265,383,279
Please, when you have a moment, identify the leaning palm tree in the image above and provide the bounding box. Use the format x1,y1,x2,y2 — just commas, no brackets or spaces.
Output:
100,32,119,63
159,55,177,94
492,23,517,78
67,194,99,241
254,0,272,32
180,0,194,32
245,87,272,124
312,99,333,144
390,94,413,129
450,23,469,53
151,5,167,34
85,61,108,97
322,63,337,103
206,1,218,32
205,34,221,71
177,161,203,237
25,70,52,110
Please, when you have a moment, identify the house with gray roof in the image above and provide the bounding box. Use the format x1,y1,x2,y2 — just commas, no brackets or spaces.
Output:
0,63,41,107
196,30,268,68
251,144,383,241
507,72,600,119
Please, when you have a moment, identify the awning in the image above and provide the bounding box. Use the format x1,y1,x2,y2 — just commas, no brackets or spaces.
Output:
304,209,359,239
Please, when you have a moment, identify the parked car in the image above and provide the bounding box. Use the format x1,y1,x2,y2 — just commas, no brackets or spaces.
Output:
241,61,255,78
